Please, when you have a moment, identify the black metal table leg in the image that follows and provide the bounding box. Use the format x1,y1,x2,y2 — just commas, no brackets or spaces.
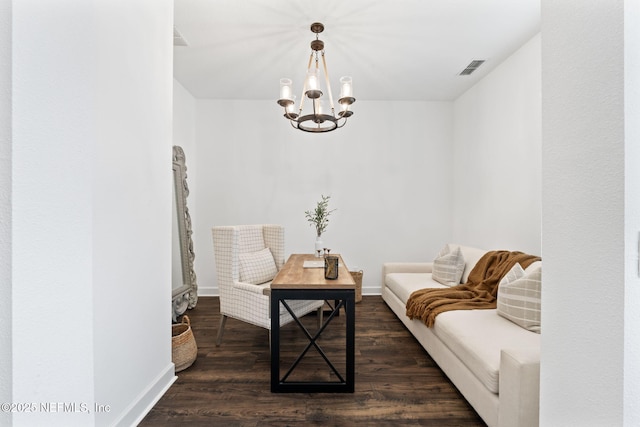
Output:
271,289,355,393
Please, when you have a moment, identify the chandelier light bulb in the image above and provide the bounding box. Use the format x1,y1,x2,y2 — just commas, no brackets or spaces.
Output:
305,69,322,99
286,97,296,114
340,76,353,98
279,78,293,101
307,72,318,90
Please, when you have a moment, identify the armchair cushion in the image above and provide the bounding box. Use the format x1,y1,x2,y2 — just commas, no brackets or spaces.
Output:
238,247,278,285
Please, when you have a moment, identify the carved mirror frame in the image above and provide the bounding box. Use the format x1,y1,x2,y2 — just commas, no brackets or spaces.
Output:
172,145,198,321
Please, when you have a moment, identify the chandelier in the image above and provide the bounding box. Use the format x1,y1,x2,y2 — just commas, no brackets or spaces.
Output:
277,23,355,133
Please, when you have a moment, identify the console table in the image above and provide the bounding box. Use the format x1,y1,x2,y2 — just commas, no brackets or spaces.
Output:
270,253,355,393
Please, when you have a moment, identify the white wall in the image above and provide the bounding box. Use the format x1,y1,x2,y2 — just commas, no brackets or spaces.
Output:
541,1,636,425
91,2,175,426
624,1,640,424
452,34,541,255
12,2,96,424
192,100,453,294
8,1,175,426
0,0,12,426
173,80,198,161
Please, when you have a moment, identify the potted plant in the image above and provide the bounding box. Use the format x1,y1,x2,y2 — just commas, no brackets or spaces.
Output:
305,194,336,256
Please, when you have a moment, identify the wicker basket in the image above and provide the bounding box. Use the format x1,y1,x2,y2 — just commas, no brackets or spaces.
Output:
172,315,197,372
350,270,363,303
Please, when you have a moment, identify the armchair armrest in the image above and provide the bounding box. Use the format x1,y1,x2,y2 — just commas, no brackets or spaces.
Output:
498,347,540,427
233,281,270,295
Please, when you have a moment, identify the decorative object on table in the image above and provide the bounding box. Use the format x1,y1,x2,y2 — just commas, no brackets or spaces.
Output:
305,194,336,257
172,315,197,372
277,22,356,133
324,255,339,280
350,270,363,303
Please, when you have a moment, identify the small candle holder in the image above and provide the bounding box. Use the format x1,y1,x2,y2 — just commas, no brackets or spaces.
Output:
324,255,339,280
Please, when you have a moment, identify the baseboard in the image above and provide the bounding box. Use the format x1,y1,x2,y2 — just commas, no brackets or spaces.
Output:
113,363,177,427
198,286,218,297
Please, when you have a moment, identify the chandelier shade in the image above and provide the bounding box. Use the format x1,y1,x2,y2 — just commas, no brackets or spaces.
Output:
277,22,355,133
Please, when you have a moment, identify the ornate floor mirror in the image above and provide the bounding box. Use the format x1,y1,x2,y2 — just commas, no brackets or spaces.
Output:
172,145,198,321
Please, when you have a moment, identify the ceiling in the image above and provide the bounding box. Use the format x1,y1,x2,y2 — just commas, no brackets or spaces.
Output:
173,0,540,102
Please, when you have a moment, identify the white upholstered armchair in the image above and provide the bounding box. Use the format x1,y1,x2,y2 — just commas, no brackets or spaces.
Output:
212,224,324,346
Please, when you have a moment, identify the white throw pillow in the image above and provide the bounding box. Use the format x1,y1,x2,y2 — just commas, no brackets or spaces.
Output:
524,260,542,273
238,248,278,285
432,244,465,287
497,263,542,333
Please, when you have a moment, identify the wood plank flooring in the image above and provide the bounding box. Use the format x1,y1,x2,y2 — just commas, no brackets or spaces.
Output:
141,296,486,426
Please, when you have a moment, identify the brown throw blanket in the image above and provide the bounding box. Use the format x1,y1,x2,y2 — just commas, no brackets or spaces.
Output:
406,250,541,327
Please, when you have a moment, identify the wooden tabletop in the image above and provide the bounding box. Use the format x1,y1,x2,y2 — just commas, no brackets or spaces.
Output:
270,254,356,290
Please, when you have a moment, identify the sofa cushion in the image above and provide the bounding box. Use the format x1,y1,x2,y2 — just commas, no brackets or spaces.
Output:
238,248,278,285
525,260,542,273
432,244,465,286
432,309,541,394
497,263,542,333
456,245,489,283
386,273,447,303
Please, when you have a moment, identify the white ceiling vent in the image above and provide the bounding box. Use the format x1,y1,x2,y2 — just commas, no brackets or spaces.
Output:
173,27,188,46
459,59,485,76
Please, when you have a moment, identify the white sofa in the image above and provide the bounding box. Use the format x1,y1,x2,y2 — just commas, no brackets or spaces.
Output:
382,245,540,427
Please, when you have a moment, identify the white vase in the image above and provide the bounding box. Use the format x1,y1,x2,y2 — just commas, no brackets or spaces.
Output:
315,235,324,257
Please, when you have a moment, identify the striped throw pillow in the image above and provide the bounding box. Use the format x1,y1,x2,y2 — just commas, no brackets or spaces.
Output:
497,263,542,333
238,248,278,285
432,244,465,287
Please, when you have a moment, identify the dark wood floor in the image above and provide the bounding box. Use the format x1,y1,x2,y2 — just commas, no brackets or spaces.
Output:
141,296,486,426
